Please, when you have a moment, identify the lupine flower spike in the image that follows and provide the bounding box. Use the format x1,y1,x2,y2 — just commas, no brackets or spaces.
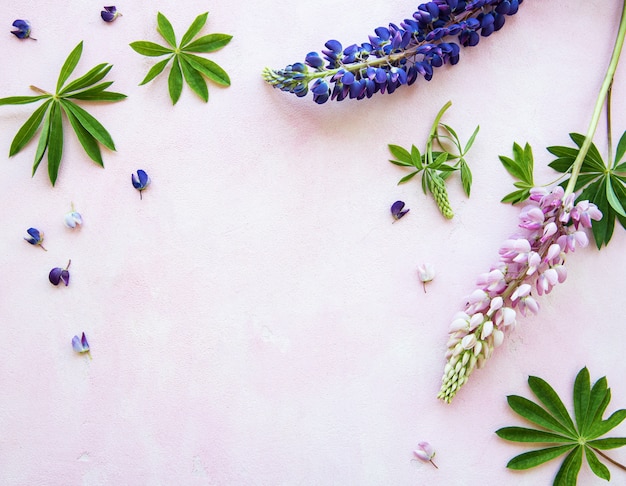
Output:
413,441,438,468
24,228,46,250
64,203,83,229
49,260,71,286
391,200,409,222
72,332,92,358
132,170,150,199
101,6,122,22
437,187,601,403
263,0,523,103
11,20,36,40
417,263,436,292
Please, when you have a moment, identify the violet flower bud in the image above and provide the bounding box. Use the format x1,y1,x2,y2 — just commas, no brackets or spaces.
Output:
24,227,46,251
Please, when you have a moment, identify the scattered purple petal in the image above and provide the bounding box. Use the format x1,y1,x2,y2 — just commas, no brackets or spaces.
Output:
49,260,71,286
131,170,150,199
24,227,46,250
72,332,91,356
391,200,409,221
11,19,35,40
101,6,122,22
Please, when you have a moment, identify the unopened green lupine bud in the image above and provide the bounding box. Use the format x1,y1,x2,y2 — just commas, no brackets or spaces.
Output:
430,174,454,219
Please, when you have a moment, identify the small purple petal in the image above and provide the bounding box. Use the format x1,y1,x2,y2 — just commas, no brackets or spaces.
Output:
103,6,117,13
49,267,63,285
72,335,84,352
391,200,409,220
60,269,70,286
81,332,89,350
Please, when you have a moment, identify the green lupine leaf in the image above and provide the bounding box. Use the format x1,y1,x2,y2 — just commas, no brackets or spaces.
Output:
56,42,83,92
138,57,172,86
606,176,626,217
615,161,626,172
129,41,173,57
499,155,530,184
182,53,230,86
168,58,183,105
506,445,575,470
9,99,52,157
463,125,480,154
179,57,208,102
507,395,576,437
59,63,111,95
389,159,413,167
410,145,422,169
528,376,577,435
183,33,233,53
428,151,449,170
501,188,530,204
522,142,534,182
586,376,609,426
68,90,127,102
581,178,612,248
0,95,49,106
587,437,626,450
47,102,64,186
495,426,573,443
157,12,177,47
570,133,606,171
572,172,600,192
460,160,472,196
547,145,579,160
548,157,575,173
574,367,591,436
615,130,626,167
588,409,626,440
553,446,583,486
32,105,52,176
388,144,412,165
180,12,208,48
61,100,116,150
60,100,103,166
397,171,420,184
584,447,611,481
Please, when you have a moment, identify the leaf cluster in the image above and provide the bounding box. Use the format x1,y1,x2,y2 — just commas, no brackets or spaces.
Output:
0,42,126,185
547,132,626,248
388,101,478,216
130,12,232,105
496,367,626,485
499,142,535,204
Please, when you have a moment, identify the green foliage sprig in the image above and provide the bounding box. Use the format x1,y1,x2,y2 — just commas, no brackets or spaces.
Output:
0,42,126,186
130,12,232,105
496,367,626,485
388,101,478,219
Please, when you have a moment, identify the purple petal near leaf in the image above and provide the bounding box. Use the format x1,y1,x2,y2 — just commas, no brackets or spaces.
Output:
391,200,409,220
11,19,34,39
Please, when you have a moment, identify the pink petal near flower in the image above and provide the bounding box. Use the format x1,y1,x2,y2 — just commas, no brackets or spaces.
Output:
413,441,438,468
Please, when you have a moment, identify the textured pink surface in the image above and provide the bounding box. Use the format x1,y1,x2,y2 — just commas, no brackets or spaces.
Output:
1,1,626,484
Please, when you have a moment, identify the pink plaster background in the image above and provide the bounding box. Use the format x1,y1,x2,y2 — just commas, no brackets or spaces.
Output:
1,1,626,484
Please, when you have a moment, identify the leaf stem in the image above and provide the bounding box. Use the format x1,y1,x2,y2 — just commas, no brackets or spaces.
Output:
591,447,626,473
564,0,626,197
29,85,51,95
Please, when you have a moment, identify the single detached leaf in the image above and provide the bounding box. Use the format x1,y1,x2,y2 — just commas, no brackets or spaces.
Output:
179,57,208,102
584,447,611,481
9,99,52,156
47,102,64,186
56,42,83,92
168,58,183,104
180,12,209,48
506,445,575,470
130,41,173,57
157,12,177,47
138,57,172,86
183,33,233,53
183,54,230,86
553,446,583,486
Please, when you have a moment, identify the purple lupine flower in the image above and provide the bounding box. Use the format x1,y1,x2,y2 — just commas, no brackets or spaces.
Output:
24,227,46,250
131,170,150,199
72,332,90,353
101,6,122,22
64,203,83,229
438,186,601,403
263,0,524,103
49,260,71,286
391,200,410,221
413,441,438,468
11,20,35,40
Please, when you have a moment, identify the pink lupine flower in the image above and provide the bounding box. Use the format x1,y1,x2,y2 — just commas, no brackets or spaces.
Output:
438,187,601,403
413,442,438,468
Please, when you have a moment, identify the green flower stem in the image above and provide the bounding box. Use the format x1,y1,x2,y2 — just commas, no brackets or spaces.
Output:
564,0,626,197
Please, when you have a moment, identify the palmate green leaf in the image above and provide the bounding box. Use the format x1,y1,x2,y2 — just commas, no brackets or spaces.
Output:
574,367,591,436
584,447,611,481
0,95,49,106
61,100,116,150
157,12,177,48
60,63,111,95
553,446,583,486
588,409,626,440
9,99,52,156
33,104,53,176
528,375,577,436
570,133,606,171
388,144,412,165
138,57,172,86
507,395,576,437
586,373,609,428
506,444,576,470
47,101,64,186
180,12,209,48
501,188,531,204
182,53,230,86
179,57,208,102
588,437,626,450
397,171,420,184
56,42,83,92
129,41,173,57
168,57,183,105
